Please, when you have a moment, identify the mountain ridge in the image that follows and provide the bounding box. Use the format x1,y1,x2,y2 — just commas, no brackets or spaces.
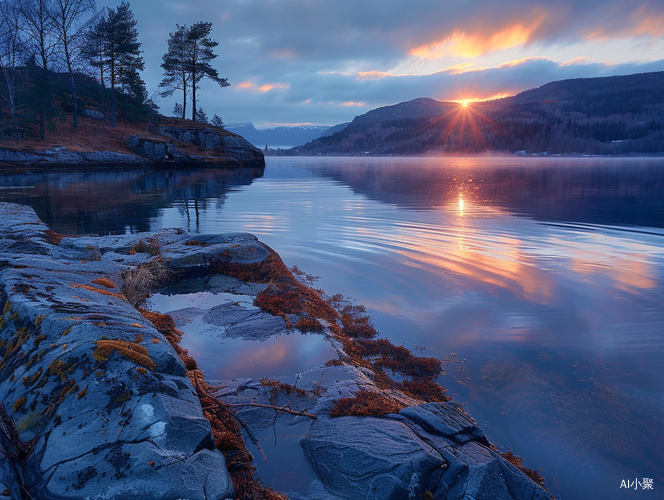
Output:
287,71,664,156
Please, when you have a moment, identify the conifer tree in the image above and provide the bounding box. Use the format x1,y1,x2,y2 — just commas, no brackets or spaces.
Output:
93,1,144,127
159,22,229,121
159,24,190,119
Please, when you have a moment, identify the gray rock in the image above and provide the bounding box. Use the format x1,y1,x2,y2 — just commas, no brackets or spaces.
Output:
127,136,167,161
301,415,445,500
0,203,233,499
158,126,264,165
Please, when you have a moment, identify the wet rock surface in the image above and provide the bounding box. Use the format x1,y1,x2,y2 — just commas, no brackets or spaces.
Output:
0,202,553,500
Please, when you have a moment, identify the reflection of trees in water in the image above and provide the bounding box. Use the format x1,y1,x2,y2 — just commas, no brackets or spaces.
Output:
177,199,210,232
315,160,664,228
0,167,263,235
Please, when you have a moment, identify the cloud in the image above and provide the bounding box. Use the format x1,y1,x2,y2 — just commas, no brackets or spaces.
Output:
410,19,545,60
96,0,664,126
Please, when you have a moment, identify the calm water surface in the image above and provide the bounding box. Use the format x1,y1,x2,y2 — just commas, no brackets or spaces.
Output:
2,156,663,500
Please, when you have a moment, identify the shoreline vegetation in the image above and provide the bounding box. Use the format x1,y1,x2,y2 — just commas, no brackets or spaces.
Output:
0,202,552,499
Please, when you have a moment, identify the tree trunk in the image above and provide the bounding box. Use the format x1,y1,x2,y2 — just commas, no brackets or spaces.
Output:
110,58,116,127
70,72,78,129
39,111,45,141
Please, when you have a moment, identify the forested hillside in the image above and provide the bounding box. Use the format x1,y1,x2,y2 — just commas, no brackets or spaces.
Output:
293,72,664,155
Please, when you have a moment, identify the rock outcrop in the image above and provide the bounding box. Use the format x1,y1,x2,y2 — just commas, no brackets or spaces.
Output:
0,126,264,170
0,147,144,168
157,126,265,165
0,203,238,499
0,202,553,500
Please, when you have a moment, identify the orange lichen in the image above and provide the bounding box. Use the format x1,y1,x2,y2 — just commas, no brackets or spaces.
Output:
91,278,116,289
93,340,156,371
43,229,64,246
329,390,405,418
47,360,74,381
184,240,210,247
70,283,125,299
22,368,42,387
77,386,88,399
62,326,74,336
12,397,27,412
131,323,144,329
33,334,47,347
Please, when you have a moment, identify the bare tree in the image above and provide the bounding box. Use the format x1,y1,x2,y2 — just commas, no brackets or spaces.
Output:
0,1,26,136
51,0,96,129
19,0,58,140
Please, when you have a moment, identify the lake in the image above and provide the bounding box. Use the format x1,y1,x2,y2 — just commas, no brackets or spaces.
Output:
2,156,663,500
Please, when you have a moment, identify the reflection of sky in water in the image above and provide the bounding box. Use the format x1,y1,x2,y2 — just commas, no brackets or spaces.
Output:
3,157,663,499
151,292,337,381
151,157,664,500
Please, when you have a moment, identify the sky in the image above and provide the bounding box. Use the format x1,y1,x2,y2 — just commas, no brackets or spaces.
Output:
98,0,664,128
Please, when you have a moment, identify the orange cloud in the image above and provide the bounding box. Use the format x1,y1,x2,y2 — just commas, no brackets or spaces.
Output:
236,81,289,92
356,70,410,80
410,17,545,60
560,57,588,66
341,101,365,106
442,62,486,74
498,56,551,68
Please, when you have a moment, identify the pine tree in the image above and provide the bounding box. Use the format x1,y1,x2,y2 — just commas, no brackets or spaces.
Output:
159,24,190,119
159,22,229,121
211,113,224,128
195,106,208,123
172,102,182,118
94,2,144,127
187,22,229,121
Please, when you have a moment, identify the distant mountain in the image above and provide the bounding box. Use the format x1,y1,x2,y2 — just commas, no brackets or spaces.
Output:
290,72,664,156
225,122,348,148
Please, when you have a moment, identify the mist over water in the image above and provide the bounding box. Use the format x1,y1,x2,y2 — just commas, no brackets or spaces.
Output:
3,156,663,500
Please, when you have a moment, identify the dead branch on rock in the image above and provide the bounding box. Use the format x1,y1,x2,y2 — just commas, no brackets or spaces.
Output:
192,372,269,464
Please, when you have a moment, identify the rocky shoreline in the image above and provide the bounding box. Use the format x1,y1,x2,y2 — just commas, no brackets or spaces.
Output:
0,126,265,171
0,202,553,499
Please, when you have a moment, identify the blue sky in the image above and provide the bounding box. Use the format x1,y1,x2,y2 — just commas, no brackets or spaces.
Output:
100,0,664,127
